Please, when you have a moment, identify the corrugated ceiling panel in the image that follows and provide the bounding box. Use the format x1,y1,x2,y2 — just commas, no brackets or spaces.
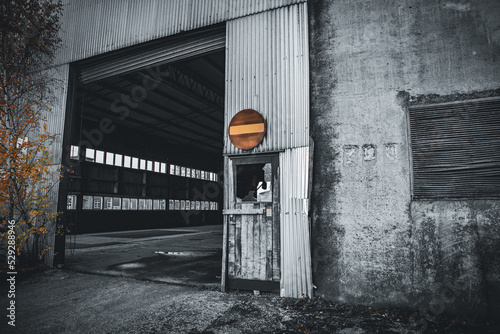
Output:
224,3,309,154
56,0,306,65
79,27,226,83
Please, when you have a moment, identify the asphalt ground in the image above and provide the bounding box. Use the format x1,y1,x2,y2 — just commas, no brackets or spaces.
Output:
63,225,224,288
1,225,499,333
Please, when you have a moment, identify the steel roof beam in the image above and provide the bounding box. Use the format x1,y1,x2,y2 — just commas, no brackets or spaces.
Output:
83,103,222,153
154,64,224,112
93,81,223,141
117,74,224,133
81,89,222,152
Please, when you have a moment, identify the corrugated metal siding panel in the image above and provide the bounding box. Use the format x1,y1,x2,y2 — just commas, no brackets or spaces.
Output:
409,97,500,199
56,0,306,65
224,3,309,154
46,64,70,164
279,146,313,298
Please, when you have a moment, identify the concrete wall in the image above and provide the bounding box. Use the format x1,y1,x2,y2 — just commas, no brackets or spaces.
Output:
309,0,500,319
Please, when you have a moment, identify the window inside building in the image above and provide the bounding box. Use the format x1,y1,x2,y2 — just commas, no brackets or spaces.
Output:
123,156,131,168
409,97,500,199
95,150,105,164
70,145,79,160
106,152,114,165
85,148,95,162
236,163,272,202
131,157,139,169
115,154,123,167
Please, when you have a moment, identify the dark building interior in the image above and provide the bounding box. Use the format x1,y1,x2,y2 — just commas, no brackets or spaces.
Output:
64,49,225,233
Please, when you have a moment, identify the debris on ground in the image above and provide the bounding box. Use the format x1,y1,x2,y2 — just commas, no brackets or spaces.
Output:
277,296,500,333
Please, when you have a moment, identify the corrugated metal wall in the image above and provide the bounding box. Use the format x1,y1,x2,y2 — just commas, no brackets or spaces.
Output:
46,64,70,164
57,0,306,65
222,3,312,296
44,64,69,267
280,146,313,297
224,2,310,155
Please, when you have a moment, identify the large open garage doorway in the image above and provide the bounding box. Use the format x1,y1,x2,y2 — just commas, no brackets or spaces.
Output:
56,26,226,287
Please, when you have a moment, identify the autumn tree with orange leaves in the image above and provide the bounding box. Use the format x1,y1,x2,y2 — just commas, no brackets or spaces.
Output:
0,0,63,265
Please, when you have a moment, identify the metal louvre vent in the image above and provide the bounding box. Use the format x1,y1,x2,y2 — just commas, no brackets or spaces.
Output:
78,26,225,84
409,97,500,200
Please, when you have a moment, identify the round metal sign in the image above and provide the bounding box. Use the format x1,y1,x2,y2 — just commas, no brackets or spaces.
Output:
228,109,267,150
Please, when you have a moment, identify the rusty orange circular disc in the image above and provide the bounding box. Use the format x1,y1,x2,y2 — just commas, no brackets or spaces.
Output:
229,109,267,150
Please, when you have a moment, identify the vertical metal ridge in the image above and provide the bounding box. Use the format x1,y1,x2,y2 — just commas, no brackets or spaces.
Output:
280,147,313,298
224,3,309,155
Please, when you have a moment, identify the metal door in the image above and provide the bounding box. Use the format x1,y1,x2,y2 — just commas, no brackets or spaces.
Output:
223,155,280,292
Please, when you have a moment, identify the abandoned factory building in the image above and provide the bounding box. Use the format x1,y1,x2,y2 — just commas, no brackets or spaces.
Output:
44,0,499,319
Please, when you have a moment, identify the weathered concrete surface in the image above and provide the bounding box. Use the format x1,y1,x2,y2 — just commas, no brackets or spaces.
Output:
2,269,497,333
309,0,500,318
410,201,500,318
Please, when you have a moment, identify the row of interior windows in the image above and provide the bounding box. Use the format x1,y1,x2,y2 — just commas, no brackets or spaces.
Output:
70,145,218,181
67,194,218,211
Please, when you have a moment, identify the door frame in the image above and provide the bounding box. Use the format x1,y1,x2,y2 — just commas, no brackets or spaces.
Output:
221,153,280,292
